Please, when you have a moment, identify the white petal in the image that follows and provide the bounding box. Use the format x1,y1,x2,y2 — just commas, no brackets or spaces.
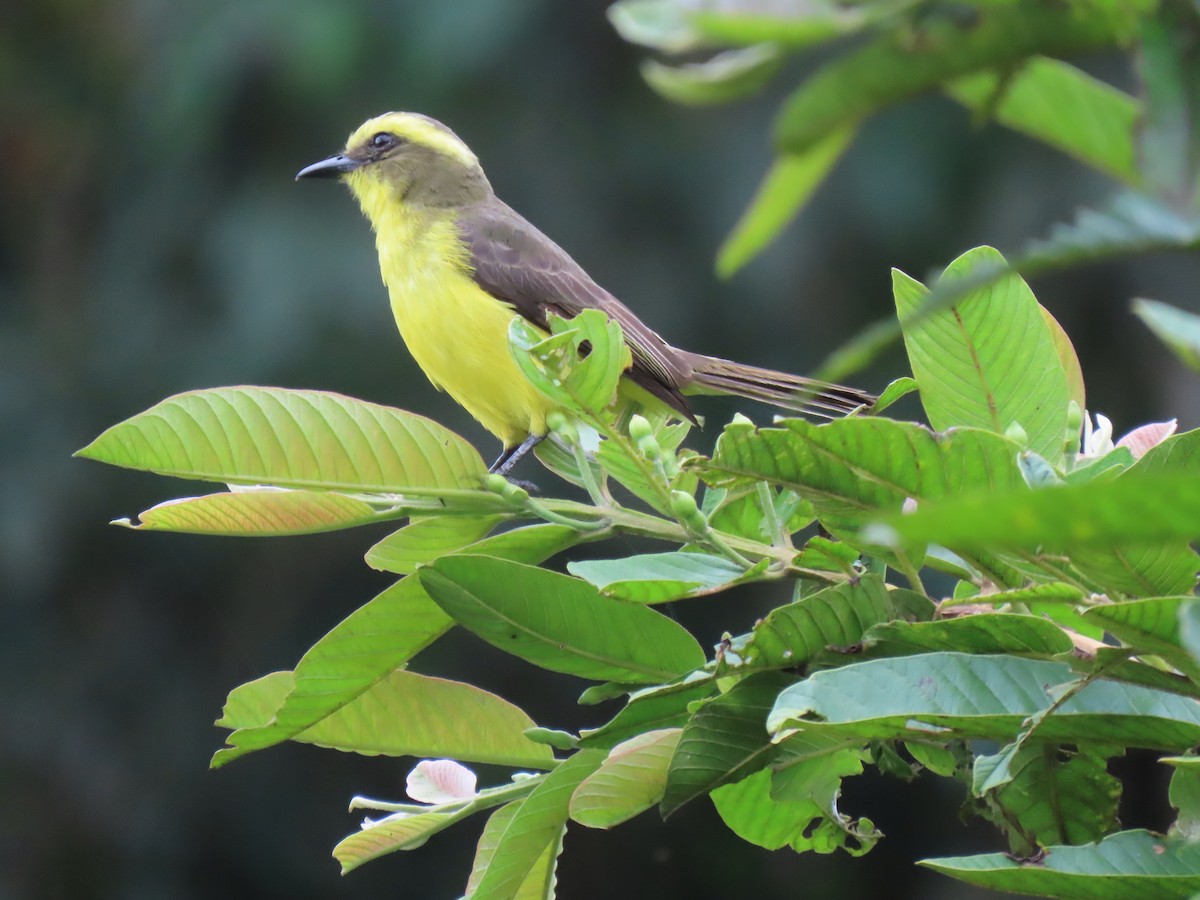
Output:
406,759,478,804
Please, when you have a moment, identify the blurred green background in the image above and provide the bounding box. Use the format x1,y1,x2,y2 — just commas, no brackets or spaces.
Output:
4,1,1195,897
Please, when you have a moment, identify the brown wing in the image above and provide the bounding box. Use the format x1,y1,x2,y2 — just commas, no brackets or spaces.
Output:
457,198,697,422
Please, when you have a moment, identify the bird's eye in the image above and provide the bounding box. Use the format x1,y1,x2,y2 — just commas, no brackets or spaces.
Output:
371,132,398,151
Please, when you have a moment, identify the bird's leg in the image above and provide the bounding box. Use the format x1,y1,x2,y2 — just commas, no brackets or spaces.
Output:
489,433,544,478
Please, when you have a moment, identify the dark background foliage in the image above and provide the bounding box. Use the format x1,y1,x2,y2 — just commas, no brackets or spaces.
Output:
3,1,1194,897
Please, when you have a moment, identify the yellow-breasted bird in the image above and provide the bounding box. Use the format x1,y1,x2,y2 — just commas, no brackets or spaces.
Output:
297,112,873,476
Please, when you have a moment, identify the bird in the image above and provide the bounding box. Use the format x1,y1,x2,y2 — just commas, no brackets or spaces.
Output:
296,112,874,477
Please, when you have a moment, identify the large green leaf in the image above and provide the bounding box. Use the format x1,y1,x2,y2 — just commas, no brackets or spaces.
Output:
76,386,487,494
114,488,390,535
695,417,1023,551
465,803,564,900
421,556,706,684
212,524,577,767
946,57,1140,184
661,672,793,816
570,729,681,828
864,614,1074,659
217,669,554,768
974,743,1121,853
922,829,1200,899
774,4,1139,155
885,471,1200,548
715,127,855,278
874,471,1200,597
712,761,877,856
895,246,1072,463
1086,597,1200,681
468,751,605,900
768,653,1200,751
745,576,897,668
567,551,755,604
365,515,504,574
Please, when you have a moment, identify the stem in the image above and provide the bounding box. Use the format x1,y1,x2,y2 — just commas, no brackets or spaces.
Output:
570,433,611,507
349,771,544,818
756,481,788,549
893,551,928,596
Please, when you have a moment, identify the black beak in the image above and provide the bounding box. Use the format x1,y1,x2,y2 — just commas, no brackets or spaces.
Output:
295,154,360,181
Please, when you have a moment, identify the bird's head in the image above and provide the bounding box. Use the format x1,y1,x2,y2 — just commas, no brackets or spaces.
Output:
296,112,492,215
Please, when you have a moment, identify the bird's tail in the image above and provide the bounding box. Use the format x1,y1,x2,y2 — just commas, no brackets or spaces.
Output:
683,353,875,419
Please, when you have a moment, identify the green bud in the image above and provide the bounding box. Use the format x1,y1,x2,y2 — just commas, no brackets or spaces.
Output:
546,410,568,433
1004,420,1028,445
483,473,510,494
1066,400,1082,434
669,489,707,532
628,414,653,443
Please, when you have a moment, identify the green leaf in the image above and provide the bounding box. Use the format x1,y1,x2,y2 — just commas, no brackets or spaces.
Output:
696,417,1023,571
704,484,813,543
365,515,503,574
509,310,630,417
691,3,871,49
768,653,1200,751
218,669,554,768
607,0,705,53
567,551,754,603
465,803,564,900
420,556,706,684
864,614,1074,659
922,830,1200,899
870,376,918,414
712,764,877,855
642,44,782,106
579,675,718,750
715,127,854,278
974,743,1121,853
661,672,794,816
212,524,576,767
1133,298,1200,373
114,488,388,535
895,246,1071,463
874,473,1200,596
946,57,1140,184
468,751,605,900
1086,597,1200,681
334,806,465,873
1169,763,1200,840
76,386,487,494
570,729,681,828
774,5,1139,155
745,576,897,668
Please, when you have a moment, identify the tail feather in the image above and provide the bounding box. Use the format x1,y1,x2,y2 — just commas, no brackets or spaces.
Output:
684,353,874,419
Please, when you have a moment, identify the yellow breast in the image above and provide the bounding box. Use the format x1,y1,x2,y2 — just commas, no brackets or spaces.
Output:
372,208,554,448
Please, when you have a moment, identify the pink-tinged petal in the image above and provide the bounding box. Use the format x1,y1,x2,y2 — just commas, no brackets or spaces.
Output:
902,497,918,514
1116,419,1177,459
406,759,478,804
